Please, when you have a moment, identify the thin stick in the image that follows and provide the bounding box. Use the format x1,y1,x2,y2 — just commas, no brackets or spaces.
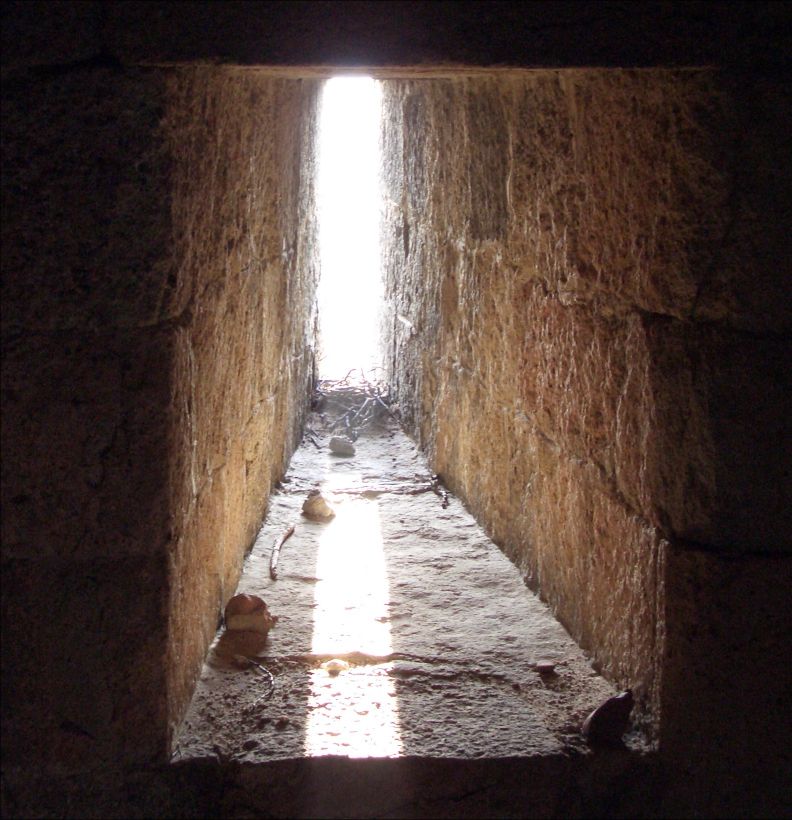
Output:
269,524,296,580
232,654,275,700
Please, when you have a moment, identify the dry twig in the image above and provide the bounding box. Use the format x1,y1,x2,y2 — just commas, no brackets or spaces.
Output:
313,368,394,437
269,524,296,580
232,654,275,701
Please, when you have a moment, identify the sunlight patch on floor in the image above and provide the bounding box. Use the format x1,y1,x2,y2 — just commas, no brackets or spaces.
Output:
304,494,402,757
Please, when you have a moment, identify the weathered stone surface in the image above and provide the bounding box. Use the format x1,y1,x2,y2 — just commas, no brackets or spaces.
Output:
380,69,791,737
1,66,321,778
162,68,321,748
2,2,789,815
385,73,791,338
175,414,620,764
518,431,666,725
659,546,792,819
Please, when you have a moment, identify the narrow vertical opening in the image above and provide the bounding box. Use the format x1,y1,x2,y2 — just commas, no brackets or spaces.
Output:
316,76,383,382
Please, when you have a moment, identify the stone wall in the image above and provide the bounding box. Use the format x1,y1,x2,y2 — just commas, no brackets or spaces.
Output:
163,68,320,748
1,64,320,776
380,69,792,740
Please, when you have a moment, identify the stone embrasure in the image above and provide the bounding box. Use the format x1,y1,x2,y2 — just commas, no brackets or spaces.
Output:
174,412,628,763
3,54,789,819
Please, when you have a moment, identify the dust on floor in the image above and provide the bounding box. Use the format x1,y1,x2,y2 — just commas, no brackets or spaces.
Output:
173,412,619,763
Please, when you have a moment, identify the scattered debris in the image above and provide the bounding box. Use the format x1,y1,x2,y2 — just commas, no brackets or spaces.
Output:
582,690,634,747
177,404,632,765
329,435,356,456
212,626,270,661
269,524,296,580
224,594,279,636
313,368,394,439
402,474,452,509
302,490,335,521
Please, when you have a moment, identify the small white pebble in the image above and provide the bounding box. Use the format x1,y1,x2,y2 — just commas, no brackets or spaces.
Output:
321,659,350,674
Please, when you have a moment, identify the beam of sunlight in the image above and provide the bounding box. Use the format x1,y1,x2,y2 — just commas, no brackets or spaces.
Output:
316,77,383,380
304,488,402,757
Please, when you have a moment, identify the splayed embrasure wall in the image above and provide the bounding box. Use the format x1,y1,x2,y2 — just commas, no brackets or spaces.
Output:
380,69,791,736
163,68,321,748
1,65,321,772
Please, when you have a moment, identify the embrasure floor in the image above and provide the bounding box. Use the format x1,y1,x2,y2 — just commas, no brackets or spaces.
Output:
173,414,616,764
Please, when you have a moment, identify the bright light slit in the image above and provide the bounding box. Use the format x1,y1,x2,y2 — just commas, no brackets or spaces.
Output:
316,77,383,380
304,489,402,757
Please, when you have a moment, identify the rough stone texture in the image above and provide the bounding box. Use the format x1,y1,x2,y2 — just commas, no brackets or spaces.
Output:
1,67,182,774
380,68,792,748
2,2,791,816
162,67,321,751
660,546,792,819
174,413,623,765
1,64,321,783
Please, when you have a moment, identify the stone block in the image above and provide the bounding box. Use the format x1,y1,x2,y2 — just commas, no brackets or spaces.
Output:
1,555,169,774
1,68,181,335
517,291,790,551
1,66,321,782
380,69,791,738
519,431,667,721
1,330,172,562
506,70,791,334
660,545,792,817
